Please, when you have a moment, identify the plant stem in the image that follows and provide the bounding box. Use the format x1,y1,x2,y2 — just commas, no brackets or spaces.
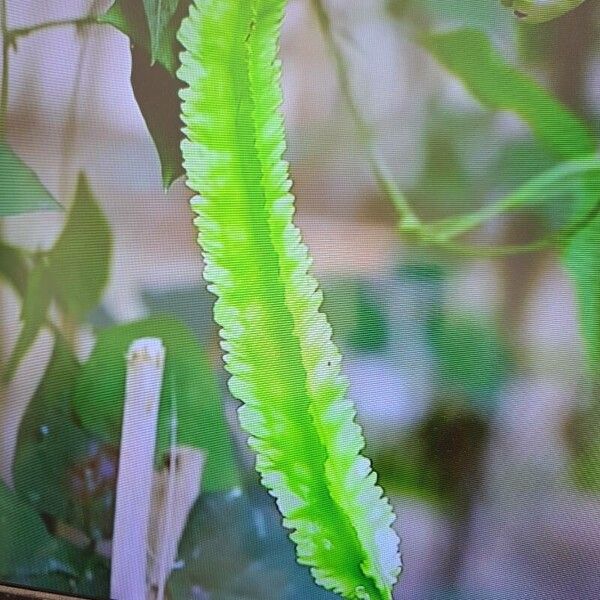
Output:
429,237,555,258
429,155,600,242
6,15,98,45
111,338,165,600
310,0,421,232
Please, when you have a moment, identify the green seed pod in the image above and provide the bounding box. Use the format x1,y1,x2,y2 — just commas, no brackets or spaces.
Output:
501,0,586,23
176,1,401,598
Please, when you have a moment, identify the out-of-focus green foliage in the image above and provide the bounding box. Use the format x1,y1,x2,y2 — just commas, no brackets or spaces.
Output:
350,285,389,352
3,256,52,383
3,174,111,383
390,0,514,36
407,110,490,218
0,480,74,579
141,284,218,347
1,492,110,597
431,156,600,246
321,266,509,512
0,141,61,216
322,279,389,353
72,316,240,492
48,174,111,321
565,387,600,491
168,488,338,600
563,211,600,367
491,139,557,190
0,239,28,295
426,314,511,413
421,28,595,160
12,338,116,542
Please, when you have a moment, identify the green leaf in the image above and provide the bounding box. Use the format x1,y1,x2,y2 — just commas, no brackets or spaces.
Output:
421,28,595,160
130,44,185,188
0,239,29,295
71,315,240,492
3,256,52,383
563,209,600,367
491,139,557,189
48,173,111,321
0,480,74,578
0,140,61,216
3,174,110,382
13,338,81,522
409,109,488,218
350,285,388,352
321,279,388,352
101,0,190,75
178,1,401,597
100,1,189,187
142,0,181,64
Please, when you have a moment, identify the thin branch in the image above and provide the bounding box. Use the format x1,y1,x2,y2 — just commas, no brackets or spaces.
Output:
427,237,555,258
6,16,98,46
58,0,105,204
310,0,421,231
421,199,600,259
429,155,600,242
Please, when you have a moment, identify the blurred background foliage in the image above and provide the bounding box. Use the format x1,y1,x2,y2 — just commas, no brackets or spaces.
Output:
0,0,599,599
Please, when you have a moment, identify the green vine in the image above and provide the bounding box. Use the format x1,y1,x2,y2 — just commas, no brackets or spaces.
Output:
312,0,599,260
309,0,420,235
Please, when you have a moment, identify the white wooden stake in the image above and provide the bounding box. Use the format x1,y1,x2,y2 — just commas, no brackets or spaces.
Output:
110,338,165,600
